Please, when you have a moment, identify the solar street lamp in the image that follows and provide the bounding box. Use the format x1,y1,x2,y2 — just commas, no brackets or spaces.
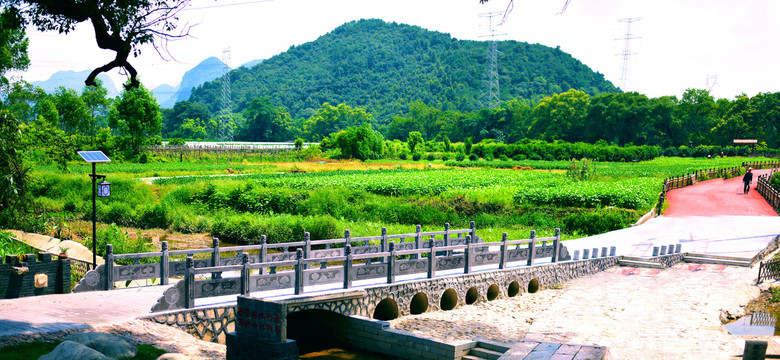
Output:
77,151,111,269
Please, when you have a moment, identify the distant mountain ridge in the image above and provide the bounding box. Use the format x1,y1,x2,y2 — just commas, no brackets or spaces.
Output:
188,19,619,122
32,70,119,97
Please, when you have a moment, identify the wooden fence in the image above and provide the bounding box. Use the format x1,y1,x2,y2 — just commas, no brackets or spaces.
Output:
73,223,484,293
757,172,780,213
152,228,565,311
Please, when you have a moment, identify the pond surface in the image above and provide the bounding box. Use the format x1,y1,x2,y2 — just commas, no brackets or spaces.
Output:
725,311,780,336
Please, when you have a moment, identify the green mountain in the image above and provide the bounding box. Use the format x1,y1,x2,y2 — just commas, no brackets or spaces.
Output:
188,19,618,122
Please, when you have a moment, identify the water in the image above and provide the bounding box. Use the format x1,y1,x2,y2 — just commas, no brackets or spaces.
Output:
299,348,392,359
724,311,780,336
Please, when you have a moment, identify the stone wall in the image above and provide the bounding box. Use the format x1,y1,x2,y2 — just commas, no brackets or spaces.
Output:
1,253,70,299
144,305,236,344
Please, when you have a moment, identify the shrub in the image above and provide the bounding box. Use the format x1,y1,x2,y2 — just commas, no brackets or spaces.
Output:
441,155,450,161
499,154,509,161
529,153,542,161
456,154,465,161
469,154,478,161
512,154,527,161
399,152,408,160
426,154,436,161
412,153,422,161
168,138,186,146
562,209,636,235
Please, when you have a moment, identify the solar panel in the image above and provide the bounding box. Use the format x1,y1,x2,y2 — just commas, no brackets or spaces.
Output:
77,151,111,163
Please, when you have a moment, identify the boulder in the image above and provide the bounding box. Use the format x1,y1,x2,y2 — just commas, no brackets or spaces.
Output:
64,332,138,359
156,354,190,360
39,340,112,360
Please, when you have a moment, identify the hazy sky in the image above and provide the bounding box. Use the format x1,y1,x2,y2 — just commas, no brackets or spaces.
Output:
12,0,780,100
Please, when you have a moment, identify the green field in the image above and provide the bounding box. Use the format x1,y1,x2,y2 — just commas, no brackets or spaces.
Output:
25,156,766,254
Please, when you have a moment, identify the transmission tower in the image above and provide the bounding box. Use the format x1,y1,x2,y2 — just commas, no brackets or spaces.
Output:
478,12,506,109
616,17,641,91
706,75,718,93
219,48,234,142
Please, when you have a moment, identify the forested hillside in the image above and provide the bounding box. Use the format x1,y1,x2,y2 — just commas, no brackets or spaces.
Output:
188,19,618,123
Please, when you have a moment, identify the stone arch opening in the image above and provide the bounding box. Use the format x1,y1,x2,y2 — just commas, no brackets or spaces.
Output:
373,297,399,321
465,287,479,305
508,280,520,297
440,288,458,310
410,292,429,315
528,278,540,293
287,309,348,355
487,284,499,301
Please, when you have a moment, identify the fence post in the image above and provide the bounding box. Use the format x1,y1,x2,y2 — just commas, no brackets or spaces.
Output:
381,227,388,264
444,223,451,257
527,230,536,266
464,235,472,274
427,238,436,279
104,244,114,291
294,249,304,295
499,232,508,270
160,241,169,285
259,235,267,275
387,242,396,284
343,245,353,289
414,225,422,260
552,228,561,263
211,238,221,280
470,221,477,243
185,256,194,309
241,253,250,296
304,232,311,270
344,229,351,248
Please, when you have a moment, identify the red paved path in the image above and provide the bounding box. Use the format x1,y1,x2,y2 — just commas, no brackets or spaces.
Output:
664,168,778,217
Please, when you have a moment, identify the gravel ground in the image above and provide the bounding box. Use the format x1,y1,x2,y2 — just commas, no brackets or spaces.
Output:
390,263,780,360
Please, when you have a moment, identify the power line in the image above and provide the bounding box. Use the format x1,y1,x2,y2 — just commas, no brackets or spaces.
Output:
478,12,505,109
185,0,275,11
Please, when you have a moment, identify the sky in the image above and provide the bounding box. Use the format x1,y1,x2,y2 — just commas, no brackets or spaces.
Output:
10,0,780,100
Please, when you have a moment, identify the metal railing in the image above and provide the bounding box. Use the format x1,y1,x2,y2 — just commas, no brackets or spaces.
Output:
757,256,780,284
73,223,483,293
757,173,780,213
152,228,565,311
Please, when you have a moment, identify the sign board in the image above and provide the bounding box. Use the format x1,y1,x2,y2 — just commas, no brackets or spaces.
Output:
733,139,758,144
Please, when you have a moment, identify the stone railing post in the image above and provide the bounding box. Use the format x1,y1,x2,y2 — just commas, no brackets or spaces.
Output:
184,256,194,309
499,232,508,270
527,230,536,266
294,249,304,295
104,244,114,291
427,237,436,279
464,235,472,274
387,242,396,284
241,253,250,296
160,241,169,285
381,227,388,264
414,225,422,259
211,238,221,280
444,223,451,256
552,228,561,263
470,221,477,243
344,245,353,289
304,232,311,270
259,235,267,275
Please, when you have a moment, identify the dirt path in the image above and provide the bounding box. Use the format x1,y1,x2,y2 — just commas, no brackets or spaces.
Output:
664,169,777,217
391,263,779,359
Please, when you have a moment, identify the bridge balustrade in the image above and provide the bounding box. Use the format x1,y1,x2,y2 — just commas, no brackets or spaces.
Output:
72,223,481,293
151,228,567,312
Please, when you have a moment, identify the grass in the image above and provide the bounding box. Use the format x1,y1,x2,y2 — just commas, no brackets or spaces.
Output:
1,341,166,360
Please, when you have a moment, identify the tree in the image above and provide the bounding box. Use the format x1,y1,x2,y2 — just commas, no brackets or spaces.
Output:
677,88,716,145
237,97,292,142
0,110,32,228
163,101,211,137
407,131,424,153
328,123,384,161
53,86,89,134
529,89,589,142
303,103,374,141
109,83,162,154
0,7,29,86
5,0,192,88
81,79,110,138
584,92,651,146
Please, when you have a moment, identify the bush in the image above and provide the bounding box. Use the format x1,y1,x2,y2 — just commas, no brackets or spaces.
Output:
426,154,436,161
441,155,450,161
211,214,340,244
499,154,509,161
529,153,542,161
412,153,423,161
512,154,527,161
469,154,478,161
399,152,408,160
562,209,636,235
456,154,465,161
168,138,186,146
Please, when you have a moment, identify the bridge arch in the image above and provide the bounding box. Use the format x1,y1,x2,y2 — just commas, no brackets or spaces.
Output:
410,292,429,314
287,309,350,355
373,297,399,320
440,288,458,310
508,280,520,297
465,286,479,305
528,278,540,293
487,283,499,301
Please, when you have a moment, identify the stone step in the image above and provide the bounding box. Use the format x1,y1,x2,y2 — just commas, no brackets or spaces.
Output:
683,256,751,267
474,340,511,354
622,256,653,262
618,259,666,269
686,253,753,262
462,355,488,360
468,346,505,360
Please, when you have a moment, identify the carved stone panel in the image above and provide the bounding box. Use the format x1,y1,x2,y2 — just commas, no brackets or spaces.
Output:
352,263,386,280
251,273,294,291
195,278,240,298
395,259,427,276
437,256,464,271
114,263,160,281
303,268,343,286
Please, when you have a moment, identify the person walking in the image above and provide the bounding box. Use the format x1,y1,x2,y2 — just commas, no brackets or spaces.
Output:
743,168,754,194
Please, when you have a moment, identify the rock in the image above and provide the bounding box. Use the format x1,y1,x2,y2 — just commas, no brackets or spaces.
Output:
39,340,113,360
64,332,138,359
156,354,190,360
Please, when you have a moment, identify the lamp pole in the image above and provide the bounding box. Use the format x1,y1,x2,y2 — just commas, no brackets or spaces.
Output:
77,150,111,270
